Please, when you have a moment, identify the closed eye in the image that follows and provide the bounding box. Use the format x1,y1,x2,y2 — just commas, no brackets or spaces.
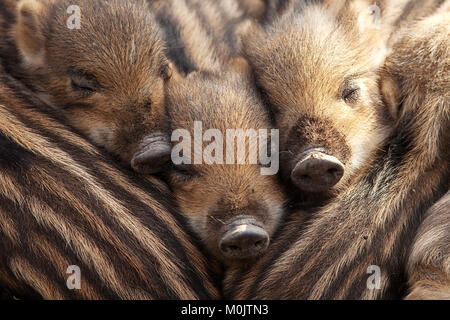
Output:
342,86,360,103
68,68,99,96
70,81,96,97
341,74,365,104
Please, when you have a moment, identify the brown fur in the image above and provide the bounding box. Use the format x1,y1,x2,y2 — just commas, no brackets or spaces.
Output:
247,0,448,27
0,0,279,298
0,0,260,176
0,65,220,300
165,70,286,267
236,0,267,20
406,191,450,299
144,0,288,267
242,1,394,199
225,9,449,300
244,0,294,24
2,0,172,174
264,0,296,22
396,10,450,299
148,0,254,75
381,0,450,48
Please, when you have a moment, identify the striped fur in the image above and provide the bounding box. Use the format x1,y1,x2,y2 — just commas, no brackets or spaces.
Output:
382,0,450,47
225,4,449,300
387,6,450,299
406,190,450,299
0,0,260,175
0,0,266,298
0,66,220,299
165,69,286,267
255,0,446,25
149,0,255,75
0,0,262,175
236,0,266,20
146,1,288,267
241,0,396,201
256,0,295,23
1,0,172,174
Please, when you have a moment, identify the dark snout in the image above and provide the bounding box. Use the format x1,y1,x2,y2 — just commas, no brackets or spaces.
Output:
219,217,269,260
291,148,344,192
131,132,171,174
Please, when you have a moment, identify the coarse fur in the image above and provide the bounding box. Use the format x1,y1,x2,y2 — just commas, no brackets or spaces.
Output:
242,0,394,200
142,0,289,267
149,0,254,75
225,9,449,299
0,65,220,300
165,69,286,267
2,0,172,174
406,190,450,299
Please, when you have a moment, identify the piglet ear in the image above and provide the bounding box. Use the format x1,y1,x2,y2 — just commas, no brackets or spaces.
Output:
343,0,387,69
347,0,382,33
14,0,47,67
380,76,401,121
131,132,172,175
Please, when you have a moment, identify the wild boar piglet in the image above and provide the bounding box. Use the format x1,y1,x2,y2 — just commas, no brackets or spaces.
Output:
13,0,172,173
164,70,286,265
243,0,394,198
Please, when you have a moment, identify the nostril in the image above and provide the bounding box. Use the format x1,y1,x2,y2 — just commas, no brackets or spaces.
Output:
327,164,344,179
220,242,241,253
327,168,339,175
291,150,345,192
254,239,265,248
219,224,270,260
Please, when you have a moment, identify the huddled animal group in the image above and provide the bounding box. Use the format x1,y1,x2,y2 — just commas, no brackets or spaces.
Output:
0,0,448,300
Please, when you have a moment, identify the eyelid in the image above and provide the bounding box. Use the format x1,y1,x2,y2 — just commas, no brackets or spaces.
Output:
343,87,359,95
68,68,100,90
342,87,360,103
341,74,362,101
343,72,365,83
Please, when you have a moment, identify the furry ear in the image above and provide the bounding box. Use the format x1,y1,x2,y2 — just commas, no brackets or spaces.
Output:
349,0,387,69
380,76,401,121
347,0,382,33
15,0,47,67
